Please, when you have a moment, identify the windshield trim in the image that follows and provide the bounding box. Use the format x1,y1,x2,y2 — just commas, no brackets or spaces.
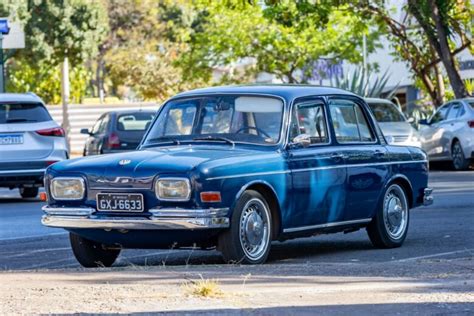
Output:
139,93,288,149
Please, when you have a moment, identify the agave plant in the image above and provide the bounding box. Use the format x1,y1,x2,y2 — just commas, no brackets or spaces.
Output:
330,68,399,99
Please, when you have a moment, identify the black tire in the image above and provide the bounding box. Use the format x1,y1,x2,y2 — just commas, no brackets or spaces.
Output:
451,140,470,170
218,190,272,264
70,233,120,268
20,187,38,199
367,183,410,248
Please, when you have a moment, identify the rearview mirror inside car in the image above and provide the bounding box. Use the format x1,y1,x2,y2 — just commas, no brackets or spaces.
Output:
80,128,90,135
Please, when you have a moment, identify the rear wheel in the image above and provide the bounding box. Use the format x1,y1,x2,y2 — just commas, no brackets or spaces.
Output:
20,187,38,199
218,190,272,264
452,140,470,170
70,233,121,268
367,184,409,248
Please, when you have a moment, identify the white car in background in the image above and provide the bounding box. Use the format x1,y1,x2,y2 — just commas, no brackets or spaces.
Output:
365,98,421,148
0,93,68,198
418,98,474,170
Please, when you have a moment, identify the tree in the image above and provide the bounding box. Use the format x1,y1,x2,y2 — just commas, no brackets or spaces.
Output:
178,1,380,84
406,0,471,99
348,1,472,106
0,0,108,103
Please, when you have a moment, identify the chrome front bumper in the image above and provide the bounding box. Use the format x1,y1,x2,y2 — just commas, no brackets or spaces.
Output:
423,188,433,206
41,206,230,230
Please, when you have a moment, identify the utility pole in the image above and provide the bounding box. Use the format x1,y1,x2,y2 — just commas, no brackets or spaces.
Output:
61,57,71,152
0,33,4,93
362,34,368,97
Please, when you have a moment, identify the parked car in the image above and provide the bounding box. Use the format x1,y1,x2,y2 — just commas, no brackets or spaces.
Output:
0,93,68,198
418,98,474,170
42,85,432,267
81,110,155,156
365,98,421,148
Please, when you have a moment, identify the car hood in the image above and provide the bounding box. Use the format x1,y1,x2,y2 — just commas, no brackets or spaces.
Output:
378,122,415,136
48,145,275,188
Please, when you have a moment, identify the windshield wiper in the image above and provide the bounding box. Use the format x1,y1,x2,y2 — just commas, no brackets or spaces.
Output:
143,137,181,146
193,136,235,146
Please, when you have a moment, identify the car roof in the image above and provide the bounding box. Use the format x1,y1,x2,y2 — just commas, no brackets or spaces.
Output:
172,84,358,103
104,109,156,116
364,97,395,105
0,93,43,104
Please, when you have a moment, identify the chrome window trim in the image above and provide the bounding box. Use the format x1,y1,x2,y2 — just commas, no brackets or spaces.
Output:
140,93,288,148
50,177,85,201
155,177,192,202
327,97,379,145
288,98,332,147
284,218,372,233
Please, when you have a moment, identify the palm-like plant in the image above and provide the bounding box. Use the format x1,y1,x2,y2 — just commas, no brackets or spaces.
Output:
330,68,399,99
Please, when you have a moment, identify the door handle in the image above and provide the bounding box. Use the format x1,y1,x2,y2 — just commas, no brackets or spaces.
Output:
374,150,385,157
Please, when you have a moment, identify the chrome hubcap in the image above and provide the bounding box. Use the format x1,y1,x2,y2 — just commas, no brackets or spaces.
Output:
239,198,270,260
383,185,408,240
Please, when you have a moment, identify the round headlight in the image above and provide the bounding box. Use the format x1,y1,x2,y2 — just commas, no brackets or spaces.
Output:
50,177,85,200
155,178,191,201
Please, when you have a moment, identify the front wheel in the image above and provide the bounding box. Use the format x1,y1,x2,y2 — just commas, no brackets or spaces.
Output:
367,184,409,248
452,140,470,170
218,190,272,264
70,233,121,268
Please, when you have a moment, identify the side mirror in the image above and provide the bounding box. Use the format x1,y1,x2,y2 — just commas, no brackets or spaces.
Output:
80,128,91,135
292,134,311,148
407,117,415,124
418,119,429,125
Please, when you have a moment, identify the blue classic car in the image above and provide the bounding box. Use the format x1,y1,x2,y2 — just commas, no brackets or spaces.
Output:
42,85,433,267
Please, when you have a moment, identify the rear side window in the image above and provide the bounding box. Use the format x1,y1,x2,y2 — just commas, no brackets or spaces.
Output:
117,112,155,131
329,99,375,143
446,103,464,120
0,103,51,124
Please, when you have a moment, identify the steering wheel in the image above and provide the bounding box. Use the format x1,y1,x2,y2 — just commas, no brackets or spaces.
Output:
235,126,271,138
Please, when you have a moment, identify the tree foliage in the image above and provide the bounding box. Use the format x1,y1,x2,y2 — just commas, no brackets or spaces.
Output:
0,0,108,103
178,1,380,84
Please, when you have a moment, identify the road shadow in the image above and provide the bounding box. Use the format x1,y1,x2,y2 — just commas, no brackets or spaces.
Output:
62,302,474,315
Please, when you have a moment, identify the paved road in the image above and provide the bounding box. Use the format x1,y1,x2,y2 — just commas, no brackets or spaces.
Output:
0,170,472,270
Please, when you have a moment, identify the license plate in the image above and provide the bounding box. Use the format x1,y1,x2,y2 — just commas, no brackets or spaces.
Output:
0,134,24,145
96,193,144,212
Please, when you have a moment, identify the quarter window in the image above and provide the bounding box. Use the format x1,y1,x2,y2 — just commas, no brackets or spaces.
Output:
290,102,328,144
446,103,464,120
329,99,375,143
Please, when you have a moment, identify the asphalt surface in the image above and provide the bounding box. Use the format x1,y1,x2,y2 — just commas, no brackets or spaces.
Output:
0,170,472,270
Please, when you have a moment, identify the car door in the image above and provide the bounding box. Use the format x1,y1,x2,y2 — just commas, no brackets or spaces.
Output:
420,103,452,159
88,114,109,155
287,98,347,229
327,97,389,221
443,102,466,154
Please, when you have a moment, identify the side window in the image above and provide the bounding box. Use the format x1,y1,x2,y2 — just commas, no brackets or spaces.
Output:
290,102,329,144
329,99,375,143
446,103,464,120
91,116,104,135
430,104,451,124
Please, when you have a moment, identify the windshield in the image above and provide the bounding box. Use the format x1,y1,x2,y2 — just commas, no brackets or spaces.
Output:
0,103,52,124
368,102,405,123
142,95,284,146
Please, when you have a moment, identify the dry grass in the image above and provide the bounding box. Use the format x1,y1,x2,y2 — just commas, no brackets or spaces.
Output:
183,275,223,298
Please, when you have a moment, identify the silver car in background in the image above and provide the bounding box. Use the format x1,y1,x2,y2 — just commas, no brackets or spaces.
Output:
365,98,421,148
0,93,68,198
418,98,474,170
